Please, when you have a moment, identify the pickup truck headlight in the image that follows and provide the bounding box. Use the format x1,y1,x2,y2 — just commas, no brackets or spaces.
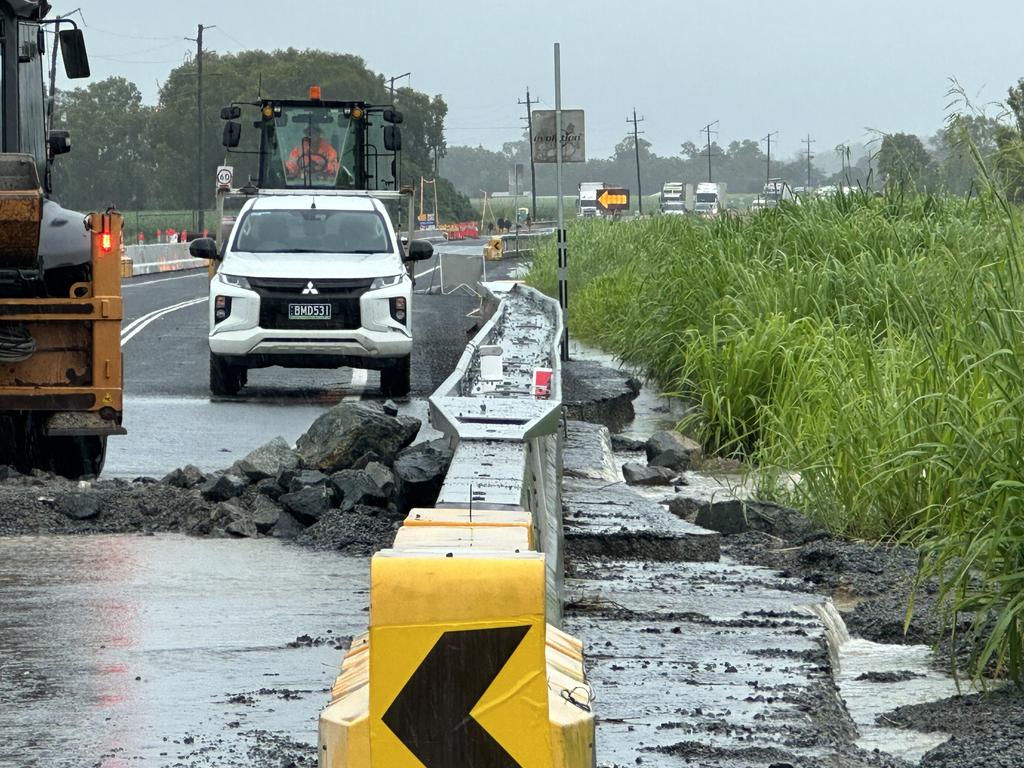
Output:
218,273,251,290
370,274,403,290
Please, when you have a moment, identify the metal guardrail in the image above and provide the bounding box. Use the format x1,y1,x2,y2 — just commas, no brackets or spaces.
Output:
319,281,593,768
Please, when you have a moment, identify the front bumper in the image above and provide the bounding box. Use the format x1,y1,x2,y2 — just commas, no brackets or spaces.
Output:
208,277,412,366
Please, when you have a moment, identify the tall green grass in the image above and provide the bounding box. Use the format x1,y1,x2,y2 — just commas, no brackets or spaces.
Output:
528,191,1024,681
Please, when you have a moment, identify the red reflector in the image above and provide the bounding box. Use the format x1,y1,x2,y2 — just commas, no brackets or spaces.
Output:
101,233,112,253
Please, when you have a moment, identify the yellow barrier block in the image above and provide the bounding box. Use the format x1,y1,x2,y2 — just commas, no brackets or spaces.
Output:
485,237,504,261
369,550,553,767
403,507,535,546
393,523,531,551
120,257,133,278
320,685,370,768
547,686,595,768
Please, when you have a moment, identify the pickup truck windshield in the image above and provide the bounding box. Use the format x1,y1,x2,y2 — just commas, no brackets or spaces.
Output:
233,209,393,254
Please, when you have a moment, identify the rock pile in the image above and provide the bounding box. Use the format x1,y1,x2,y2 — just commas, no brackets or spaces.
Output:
0,401,454,554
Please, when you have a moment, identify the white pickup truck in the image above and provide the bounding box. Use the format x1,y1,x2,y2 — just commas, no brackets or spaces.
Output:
191,193,433,398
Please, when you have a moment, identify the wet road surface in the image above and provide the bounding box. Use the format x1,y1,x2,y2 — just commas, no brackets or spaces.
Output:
112,243,496,478
0,535,367,768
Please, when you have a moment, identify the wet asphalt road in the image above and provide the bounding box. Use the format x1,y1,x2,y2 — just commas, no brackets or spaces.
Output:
111,242,497,478
0,535,367,768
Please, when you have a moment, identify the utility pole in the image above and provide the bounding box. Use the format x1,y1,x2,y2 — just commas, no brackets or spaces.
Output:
701,120,719,182
519,87,540,218
804,133,815,188
187,24,214,234
763,131,778,187
627,108,645,214
388,71,411,103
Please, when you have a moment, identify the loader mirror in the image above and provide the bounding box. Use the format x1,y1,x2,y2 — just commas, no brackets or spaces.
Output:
383,108,404,125
384,126,402,152
189,237,220,261
220,105,241,120
222,121,241,148
59,29,90,79
48,130,71,156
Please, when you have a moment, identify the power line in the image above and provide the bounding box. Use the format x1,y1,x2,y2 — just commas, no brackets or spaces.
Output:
519,87,540,216
627,108,645,214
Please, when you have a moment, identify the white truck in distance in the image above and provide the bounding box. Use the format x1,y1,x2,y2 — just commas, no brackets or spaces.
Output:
659,182,689,215
693,182,727,218
577,182,606,218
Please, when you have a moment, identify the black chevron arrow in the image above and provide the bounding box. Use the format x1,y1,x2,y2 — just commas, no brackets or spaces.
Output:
382,625,531,768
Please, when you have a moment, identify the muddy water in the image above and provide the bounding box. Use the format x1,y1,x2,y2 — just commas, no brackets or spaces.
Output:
0,535,368,767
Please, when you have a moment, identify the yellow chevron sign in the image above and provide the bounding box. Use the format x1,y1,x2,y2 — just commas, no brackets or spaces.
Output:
597,189,629,210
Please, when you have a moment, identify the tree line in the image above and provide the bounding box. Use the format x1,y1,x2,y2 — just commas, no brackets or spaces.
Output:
442,80,1024,201
50,48,475,221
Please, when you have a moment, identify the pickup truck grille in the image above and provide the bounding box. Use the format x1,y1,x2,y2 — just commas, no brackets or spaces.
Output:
249,277,370,331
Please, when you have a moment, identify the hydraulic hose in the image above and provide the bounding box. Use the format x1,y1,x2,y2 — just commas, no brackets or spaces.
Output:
0,322,37,362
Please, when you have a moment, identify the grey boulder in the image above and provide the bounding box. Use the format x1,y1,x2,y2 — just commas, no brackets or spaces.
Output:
296,401,420,473
231,437,301,482
280,484,334,524
200,473,249,502
163,464,207,489
645,430,703,471
622,462,677,486
393,439,454,513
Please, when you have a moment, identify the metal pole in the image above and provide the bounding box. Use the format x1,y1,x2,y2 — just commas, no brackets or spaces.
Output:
196,24,205,234
554,43,568,362
706,124,712,182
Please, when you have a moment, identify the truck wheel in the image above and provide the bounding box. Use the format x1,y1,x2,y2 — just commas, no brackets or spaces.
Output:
210,352,244,396
380,357,411,397
49,436,107,480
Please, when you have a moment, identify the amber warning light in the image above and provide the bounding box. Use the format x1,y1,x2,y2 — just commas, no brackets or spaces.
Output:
101,232,112,253
309,85,322,101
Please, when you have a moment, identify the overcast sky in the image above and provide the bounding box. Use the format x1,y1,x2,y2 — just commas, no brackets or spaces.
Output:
59,0,1024,161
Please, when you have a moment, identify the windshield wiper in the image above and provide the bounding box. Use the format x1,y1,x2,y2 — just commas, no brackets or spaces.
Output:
346,249,389,254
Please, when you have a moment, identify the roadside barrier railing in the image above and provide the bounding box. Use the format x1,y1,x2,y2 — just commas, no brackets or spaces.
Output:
319,282,595,768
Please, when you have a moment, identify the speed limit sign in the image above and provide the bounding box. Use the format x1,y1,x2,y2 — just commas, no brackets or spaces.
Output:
216,166,234,190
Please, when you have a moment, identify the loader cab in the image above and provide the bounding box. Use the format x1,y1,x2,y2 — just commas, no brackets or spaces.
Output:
221,90,403,193
0,2,89,192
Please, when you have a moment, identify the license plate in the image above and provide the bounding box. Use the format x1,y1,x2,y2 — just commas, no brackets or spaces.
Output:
288,303,332,320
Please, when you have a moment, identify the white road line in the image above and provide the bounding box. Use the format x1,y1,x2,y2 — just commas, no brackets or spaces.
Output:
121,297,206,347
122,272,208,289
344,367,369,401
415,264,439,279
121,296,204,337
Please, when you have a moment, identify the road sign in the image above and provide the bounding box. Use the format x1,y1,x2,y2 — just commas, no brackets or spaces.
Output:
531,110,585,163
369,552,552,768
596,187,630,213
382,626,530,766
216,165,233,190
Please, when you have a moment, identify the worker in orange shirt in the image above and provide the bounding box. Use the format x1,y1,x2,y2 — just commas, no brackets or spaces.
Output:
285,124,340,179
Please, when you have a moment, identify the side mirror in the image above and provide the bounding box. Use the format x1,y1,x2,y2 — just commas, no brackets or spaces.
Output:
48,130,71,156
59,29,90,79
189,237,220,261
220,105,241,120
404,239,433,262
223,121,241,148
384,126,402,152
383,108,404,125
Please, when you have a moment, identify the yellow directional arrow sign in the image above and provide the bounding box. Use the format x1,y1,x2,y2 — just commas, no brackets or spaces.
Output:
597,188,629,211
369,552,553,768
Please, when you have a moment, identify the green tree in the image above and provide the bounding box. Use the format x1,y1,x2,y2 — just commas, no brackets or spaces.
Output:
51,77,155,212
877,133,933,189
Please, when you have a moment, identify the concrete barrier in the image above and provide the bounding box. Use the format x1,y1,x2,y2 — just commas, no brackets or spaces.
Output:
319,282,594,768
123,243,208,276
